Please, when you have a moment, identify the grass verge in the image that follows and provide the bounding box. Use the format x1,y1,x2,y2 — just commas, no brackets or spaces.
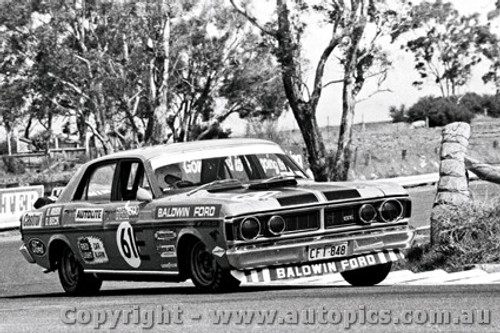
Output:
402,198,500,272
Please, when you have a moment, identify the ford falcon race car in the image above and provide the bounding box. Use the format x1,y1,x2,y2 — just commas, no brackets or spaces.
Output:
19,138,414,295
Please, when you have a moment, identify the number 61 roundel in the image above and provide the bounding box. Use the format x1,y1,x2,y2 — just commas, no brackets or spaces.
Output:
116,221,141,268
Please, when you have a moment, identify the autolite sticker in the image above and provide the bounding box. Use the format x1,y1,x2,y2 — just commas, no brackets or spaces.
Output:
231,250,404,283
156,205,221,219
77,236,109,264
75,209,103,222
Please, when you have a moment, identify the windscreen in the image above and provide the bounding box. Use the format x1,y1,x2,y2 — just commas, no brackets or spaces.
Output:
153,153,308,192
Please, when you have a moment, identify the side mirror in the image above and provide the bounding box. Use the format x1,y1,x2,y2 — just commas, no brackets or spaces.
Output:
136,188,153,203
34,196,56,209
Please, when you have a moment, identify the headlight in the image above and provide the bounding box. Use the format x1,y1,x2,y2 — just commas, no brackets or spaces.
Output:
267,215,286,235
240,217,261,240
359,204,377,224
379,199,403,222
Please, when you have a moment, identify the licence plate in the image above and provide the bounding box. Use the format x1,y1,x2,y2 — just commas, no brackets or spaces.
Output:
307,243,348,261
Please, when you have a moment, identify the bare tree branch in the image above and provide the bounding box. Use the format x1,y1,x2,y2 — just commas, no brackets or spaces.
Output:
229,0,277,37
356,88,393,104
310,36,342,109
47,72,92,101
323,78,344,89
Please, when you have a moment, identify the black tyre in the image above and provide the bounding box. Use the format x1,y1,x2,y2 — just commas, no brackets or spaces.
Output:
189,240,240,292
58,246,102,295
340,262,392,286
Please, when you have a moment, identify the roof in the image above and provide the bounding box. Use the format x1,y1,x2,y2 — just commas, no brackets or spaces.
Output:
93,138,281,163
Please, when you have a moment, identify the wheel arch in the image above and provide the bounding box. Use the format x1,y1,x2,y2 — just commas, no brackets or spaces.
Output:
176,233,201,280
47,235,72,271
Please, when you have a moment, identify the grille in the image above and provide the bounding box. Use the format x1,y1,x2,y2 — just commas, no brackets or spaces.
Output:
324,208,357,228
284,211,320,232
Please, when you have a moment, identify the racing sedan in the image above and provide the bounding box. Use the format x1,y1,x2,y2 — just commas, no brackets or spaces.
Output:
19,138,414,294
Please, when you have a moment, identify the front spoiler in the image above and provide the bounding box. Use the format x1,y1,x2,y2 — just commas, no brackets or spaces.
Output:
231,249,403,283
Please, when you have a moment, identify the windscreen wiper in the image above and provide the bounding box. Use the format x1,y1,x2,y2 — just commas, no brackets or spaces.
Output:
186,179,244,196
248,175,298,190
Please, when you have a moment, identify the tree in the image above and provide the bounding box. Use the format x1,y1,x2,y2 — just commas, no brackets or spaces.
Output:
404,0,485,97
0,0,287,153
230,0,410,181
0,0,47,141
141,0,172,144
168,1,287,142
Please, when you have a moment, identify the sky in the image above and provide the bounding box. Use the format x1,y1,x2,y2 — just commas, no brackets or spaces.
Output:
226,0,500,134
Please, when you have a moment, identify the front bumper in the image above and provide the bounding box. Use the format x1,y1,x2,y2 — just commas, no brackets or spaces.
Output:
19,244,36,264
225,224,414,270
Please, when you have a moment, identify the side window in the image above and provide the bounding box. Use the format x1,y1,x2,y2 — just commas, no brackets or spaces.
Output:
117,161,150,201
75,163,116,202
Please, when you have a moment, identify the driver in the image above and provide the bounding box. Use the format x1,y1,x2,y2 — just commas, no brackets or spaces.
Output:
156,163,183,190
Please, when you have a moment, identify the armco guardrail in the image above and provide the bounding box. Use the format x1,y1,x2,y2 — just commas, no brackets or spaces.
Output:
370,172,479,188
369,173,440,187
0,185,44,231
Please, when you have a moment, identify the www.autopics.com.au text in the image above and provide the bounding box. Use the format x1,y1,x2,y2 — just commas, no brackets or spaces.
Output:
60,305,491,330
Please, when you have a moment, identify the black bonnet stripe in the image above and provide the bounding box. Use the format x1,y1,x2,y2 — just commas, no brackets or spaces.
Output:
323,189,361,201
277,193,318,206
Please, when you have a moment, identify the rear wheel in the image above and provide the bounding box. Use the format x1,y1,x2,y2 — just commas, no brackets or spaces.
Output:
58,246,102,295
188,240,240,292
341,262,392,286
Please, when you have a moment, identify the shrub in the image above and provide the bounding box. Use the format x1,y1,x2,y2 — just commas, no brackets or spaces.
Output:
406,96,475,127
405,199,500,272
389,104,407,123
479,94,500,118
459,92,484,115
2,156,26,174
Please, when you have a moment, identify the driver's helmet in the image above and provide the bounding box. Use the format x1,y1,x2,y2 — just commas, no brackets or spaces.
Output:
156,163,183,190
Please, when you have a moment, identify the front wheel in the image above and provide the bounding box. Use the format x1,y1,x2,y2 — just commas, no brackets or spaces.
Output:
341,262,392,286
58,246,102,295
188,240,240,292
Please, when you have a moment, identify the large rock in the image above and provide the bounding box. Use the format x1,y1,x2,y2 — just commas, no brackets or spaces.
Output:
431,122,471,245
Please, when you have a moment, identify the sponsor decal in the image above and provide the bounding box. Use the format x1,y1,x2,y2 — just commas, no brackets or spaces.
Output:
155,230,177,241
161,262,178,270
22,212,42,229
116,202,140,221
116,221,141,268
45,216,60,226
45,206,62,226
77,236,109,264
48,207,62,216
28,238,46,256
224,156,244,172
75,209,104,223
157,245,177,258
259,156,286,175
232,250,404,283
233,191,280,201
156,205,221,219
211,246,225,258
